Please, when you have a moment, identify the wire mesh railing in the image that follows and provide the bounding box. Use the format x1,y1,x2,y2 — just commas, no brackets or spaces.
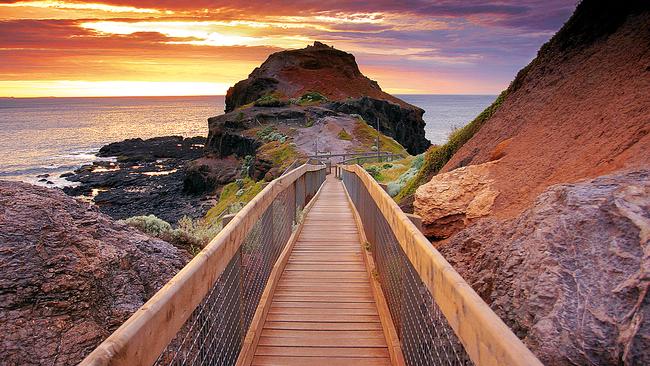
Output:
339,164,542,366
81,163,326,366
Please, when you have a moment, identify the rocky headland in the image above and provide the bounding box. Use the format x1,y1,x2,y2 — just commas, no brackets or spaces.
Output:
408,1,649,364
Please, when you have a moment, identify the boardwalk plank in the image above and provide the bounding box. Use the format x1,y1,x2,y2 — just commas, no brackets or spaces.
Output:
251,176,391,365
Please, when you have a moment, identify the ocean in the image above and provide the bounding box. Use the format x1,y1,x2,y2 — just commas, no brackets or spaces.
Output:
0,94,495,187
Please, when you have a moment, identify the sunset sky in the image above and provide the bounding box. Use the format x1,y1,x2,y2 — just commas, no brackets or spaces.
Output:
0,0,577,97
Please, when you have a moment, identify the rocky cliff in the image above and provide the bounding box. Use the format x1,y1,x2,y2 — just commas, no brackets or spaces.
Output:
440,170,649,365
221,42,430,155
0,181,188,365
412,1,650,364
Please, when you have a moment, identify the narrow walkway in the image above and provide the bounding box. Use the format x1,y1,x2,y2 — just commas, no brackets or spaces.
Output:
251,176,391,366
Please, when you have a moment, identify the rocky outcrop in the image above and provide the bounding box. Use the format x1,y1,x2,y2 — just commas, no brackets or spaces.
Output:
183,156,241,194
327,97,430,155
438,1,650,220
64,136,215,223
98,136,205,162
221,42,430,155
0,181,188,365
225,41,405,112
439,169,649,365
414,161,499,239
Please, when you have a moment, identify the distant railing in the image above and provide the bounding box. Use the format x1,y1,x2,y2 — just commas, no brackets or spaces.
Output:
80,163,327,366
338,164,542,366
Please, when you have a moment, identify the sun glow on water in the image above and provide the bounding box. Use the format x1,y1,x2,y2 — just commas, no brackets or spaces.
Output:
0,81,230,97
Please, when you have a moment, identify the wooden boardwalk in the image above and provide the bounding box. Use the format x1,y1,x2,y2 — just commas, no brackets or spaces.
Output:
251,176,392,366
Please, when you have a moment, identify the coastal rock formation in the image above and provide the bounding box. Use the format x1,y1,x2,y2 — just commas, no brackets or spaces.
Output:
64,136,216,223
225,41,405,112
98,136,205,162
438,1,650,220
221,42,430,155
327,97,429,155
439,169,649,365
0,181,188,365
414,161,499,239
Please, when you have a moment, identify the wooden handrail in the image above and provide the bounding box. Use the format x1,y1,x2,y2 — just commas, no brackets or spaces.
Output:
339,164,542,366
80,163,326,366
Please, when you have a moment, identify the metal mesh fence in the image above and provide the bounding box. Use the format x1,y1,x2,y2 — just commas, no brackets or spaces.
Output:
154,166,325,366
341,169,473,366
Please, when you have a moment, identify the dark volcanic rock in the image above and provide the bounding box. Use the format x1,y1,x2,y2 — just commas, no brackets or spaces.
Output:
0,181,188,365
327,96,430,155
98,136,205,162
64,136,215,223
183,156,241,194
439,169,650,365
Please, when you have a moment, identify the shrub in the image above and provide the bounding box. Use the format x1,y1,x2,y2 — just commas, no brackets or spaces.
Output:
122,215,172,237
337,128,352,140
120,214,219,255
254,94,287,108
382,163,393,169
257,126,287,143
297,91,327,105
365,166,382,180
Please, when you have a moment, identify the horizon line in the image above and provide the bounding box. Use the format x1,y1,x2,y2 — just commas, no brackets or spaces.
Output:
1,93,499,99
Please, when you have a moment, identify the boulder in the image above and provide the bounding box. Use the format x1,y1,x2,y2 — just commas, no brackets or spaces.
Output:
0,181,188,365
414,161,499,239
439,169,650,365
183,156,241,194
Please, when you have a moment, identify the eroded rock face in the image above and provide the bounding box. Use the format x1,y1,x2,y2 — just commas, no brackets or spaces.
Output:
327,96,430,155
414,161,499,239
439,169,649,365
0,181,188,365
220,42,430,155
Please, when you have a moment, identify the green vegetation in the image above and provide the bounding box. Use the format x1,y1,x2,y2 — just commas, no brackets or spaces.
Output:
254,94,288,108
304,116,314,127
258,140,301,172
121,214,220,256
352,115,408,156
293,91,328,106
365,166,382,180
395,90,507,202
337,128,352,140
205,178,265,224
257,125,287,143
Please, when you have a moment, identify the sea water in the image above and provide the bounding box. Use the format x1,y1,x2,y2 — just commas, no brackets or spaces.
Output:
0,94,495,187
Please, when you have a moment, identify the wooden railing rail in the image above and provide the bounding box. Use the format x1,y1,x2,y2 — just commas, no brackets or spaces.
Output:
80,163,326,366
338,164,542,366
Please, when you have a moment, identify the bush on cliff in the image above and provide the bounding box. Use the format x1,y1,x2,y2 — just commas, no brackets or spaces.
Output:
254,94,288,108
295,91,328,106
121,214,220,255
395,91,507,202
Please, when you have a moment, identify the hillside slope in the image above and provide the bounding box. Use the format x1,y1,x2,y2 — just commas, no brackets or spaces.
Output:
439,1,650,220
411,1,650,364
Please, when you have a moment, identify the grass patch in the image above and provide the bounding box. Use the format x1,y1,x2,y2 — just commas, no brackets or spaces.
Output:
258,140,302,171
337,128,352,141
352,116,408,156
205,178,264,224
257,125,287,143
395,90,507,202
254,93,288,108
362,156,414,184
293,91,328,106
